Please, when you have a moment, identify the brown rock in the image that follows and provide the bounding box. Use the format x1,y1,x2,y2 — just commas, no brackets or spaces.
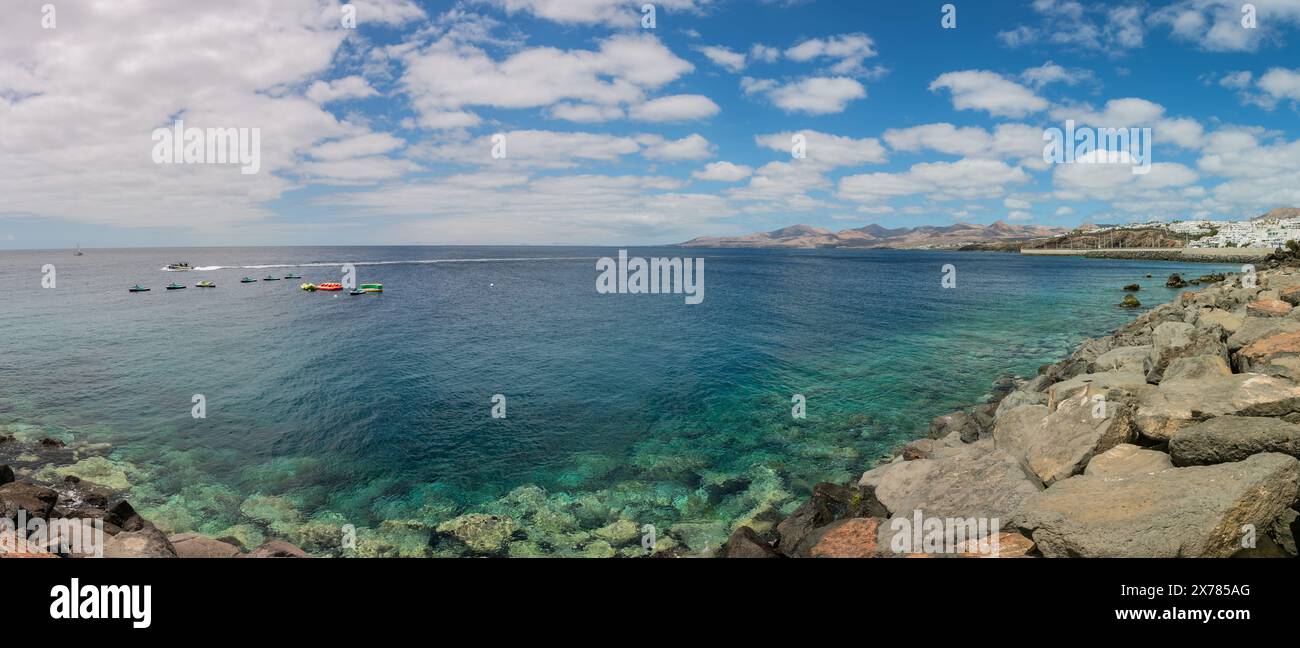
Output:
954,531,1036,557
1236,330,1300,372
245,539,310,558
1280,285,1300,306
802,517,884,558
720,526,781,558
169,532,242,558
103,527,177,558
1247,299,1292,318
0,465,13,486
0,482,59,520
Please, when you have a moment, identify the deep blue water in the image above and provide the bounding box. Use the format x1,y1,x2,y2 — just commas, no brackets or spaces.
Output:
0,246,1235,555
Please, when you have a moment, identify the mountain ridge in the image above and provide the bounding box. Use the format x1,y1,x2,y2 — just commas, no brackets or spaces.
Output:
677,220,1068,249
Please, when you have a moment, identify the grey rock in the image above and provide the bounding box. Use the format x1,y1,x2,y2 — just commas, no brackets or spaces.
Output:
1084,443,1173,477
1168,415,1300,466
1161,355,1233,382
1145,321,1228,383
995,389,1048,418
0,482,58,520
1134,373,1300,441
103,526,178,558
994,392,1136,486
1046,370,1150,411
721,526,781,558
1091,345,1152,374
1011,453,1300,557
858,441,1042,523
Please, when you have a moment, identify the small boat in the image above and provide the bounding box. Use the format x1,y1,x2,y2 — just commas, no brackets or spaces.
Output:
300,283,318,291
74,243,83,256
195,280,216,288
167,262,192,271
284,273,302,279
262,275,281,281
240,277,257,283
349,289,365,295
128,285,150,293
165,283,186,290
360,283,383,293
317,283,343,291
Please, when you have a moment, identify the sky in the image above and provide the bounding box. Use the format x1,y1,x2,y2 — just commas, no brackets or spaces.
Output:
3,0,1300,249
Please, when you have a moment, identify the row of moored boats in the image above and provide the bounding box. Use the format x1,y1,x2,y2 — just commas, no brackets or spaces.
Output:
132,264,382,295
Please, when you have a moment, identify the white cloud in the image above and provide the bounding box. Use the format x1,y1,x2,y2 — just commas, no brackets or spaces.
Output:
1020,61,1095,89
639,134,714,160
998,0,1147,54
883,123,1044,160
742,76,866,114
306,76,379,103
749,44,781,63
480,0,714,27
1220,70,1254,89
929,71,1048,118
548,102,625,123
698,45,746,72
839,159,1030,204
693,161,753,182
310,133,406,161
0,0,413,229
628,94,720,122
1151,0,1300,52
784,33,878,76
399,33,693,129
754,130,887,167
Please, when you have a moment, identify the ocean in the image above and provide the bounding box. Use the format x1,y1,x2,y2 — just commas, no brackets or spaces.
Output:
0,246,1238,556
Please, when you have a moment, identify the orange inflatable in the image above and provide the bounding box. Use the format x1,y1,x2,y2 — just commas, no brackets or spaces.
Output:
318,283,343,291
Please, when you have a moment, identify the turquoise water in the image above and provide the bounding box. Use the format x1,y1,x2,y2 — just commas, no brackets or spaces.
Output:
0,247,1235,556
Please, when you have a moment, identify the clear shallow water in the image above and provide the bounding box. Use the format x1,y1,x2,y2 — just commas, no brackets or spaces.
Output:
0,246,1236,556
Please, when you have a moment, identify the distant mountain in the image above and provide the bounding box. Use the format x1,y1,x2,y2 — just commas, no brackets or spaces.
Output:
677,221,1068,249
1250,207,1300,221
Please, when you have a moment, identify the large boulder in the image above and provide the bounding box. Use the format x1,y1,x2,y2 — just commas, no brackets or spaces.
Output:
927,410,978,442
994,392,1136,486
1011,453,1300,557
1134,373,1300,441
1226,318,1300,352
246,539,310,558
995,389,1048,418
103,526,178,558
1235,330,1300,373
1091,345,1152,374
1083,443,1173,477
858,441,1042,524
0,465,13,486
1247,299,1293,318
795,517,885,558
1161,355,1233,382
169,532,242,558
775,482,886,553
1046,371,1149,411
1145,321,1228,383
1196,308,1244,335
1168,416,1300,466
720,526,781,558
0,482,58,521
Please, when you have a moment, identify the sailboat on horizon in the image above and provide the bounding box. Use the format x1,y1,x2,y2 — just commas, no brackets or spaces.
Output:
74,243,83,256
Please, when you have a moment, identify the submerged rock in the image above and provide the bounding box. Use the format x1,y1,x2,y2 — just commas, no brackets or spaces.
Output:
1011,453,1300,557
1120,294,1140,308
169,532,241,558
435,514,518,555
1165,273,1188,289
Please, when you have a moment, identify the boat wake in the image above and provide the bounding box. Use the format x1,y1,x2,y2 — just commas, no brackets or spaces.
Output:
162,257,593,272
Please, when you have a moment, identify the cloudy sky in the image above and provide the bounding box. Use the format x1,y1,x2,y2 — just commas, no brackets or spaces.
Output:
3,0,1300,248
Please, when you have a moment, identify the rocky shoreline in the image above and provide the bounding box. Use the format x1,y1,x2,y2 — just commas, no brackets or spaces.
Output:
721,266,1300,558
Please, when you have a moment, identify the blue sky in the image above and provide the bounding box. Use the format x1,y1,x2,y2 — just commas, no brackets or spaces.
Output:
3,0,1300,248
